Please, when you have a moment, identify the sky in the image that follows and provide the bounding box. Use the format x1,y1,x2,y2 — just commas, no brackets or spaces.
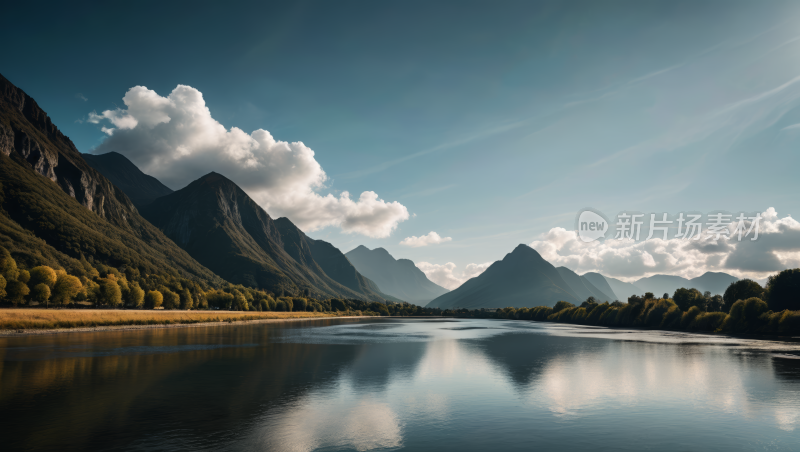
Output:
3,0,800,288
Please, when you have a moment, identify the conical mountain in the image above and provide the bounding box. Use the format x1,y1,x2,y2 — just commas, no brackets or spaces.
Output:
141,172,393,301
83,151,173,209
426,244,580,309
345,245,449,304
0,72,220,280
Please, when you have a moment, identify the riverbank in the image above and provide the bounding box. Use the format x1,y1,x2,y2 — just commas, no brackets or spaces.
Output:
0,309,366,336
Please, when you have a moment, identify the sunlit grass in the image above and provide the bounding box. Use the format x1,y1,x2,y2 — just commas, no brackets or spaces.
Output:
0,309,342,331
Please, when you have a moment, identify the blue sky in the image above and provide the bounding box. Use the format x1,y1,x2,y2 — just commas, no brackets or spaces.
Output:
3,1,800,286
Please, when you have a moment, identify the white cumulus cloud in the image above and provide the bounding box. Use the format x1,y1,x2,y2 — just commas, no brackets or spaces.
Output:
88,85,408,237
400,231,452,247
530,207,800,282
416,261,492,290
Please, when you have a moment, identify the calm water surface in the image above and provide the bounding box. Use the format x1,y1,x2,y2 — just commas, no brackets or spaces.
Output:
2,318,800,451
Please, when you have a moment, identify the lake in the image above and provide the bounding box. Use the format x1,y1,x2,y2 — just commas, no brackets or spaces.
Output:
2,318,799,451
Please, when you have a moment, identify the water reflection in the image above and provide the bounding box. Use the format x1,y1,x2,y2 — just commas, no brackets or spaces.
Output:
2,319,800,451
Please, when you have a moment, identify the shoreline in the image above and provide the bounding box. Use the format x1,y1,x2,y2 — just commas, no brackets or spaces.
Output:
0,315,374,337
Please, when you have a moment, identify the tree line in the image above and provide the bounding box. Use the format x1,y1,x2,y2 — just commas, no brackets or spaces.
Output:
479,269,800,335
0,246,446,317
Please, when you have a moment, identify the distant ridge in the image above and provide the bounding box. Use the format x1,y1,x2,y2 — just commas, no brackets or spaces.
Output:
599,275,643,302
345,245,448,304
556,267,614,302
634,272,738,297
83,151,173,209
425,244,580,309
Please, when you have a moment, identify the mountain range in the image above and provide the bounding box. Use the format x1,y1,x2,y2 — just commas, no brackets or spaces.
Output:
0,71,742,308
345,246,449,304
0,72,396,302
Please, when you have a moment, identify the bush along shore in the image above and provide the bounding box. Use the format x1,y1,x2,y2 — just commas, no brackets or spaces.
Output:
443,270,800,337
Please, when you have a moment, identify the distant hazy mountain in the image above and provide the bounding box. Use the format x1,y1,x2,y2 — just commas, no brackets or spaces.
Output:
689,272,739,295
273,220,401,302
345,246,448,304
599,275,643,302
83,151,173,209
574,272,615,302
426,244,580,309
141,172,392,301
634,272,738,297
556,267,614,302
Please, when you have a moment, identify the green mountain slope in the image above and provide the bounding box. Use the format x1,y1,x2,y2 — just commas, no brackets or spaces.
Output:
0,72,221,282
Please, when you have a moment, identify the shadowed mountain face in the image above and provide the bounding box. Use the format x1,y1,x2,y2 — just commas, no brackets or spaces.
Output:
141,172,391,301
0,72,220,280
272,218,400,302
345,246,448,304
556,267,614,302
83,152,173,209
634,272,738,298
426,244,580,309
598,274,643,302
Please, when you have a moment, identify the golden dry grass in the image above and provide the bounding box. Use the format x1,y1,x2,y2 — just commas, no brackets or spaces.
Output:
0,309,341,331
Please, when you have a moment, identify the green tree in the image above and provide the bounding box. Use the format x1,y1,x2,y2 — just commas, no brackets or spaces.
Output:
145,290,163,308
127,282,145,308
162,288,180,309
293,297,308,311
18,269,30,284
765,269,800,312
553,301,575,312
52,275,83,306
0,274,6,299
179,289,194,310
0,247,18,281
29,266,57,289
672,288,704,311
31,283,51,305
723,279,764,313
7,280,30,306
97,278,123,307
233,290,248,311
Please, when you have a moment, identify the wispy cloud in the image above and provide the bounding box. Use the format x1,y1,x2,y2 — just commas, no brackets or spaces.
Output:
75,93,88,102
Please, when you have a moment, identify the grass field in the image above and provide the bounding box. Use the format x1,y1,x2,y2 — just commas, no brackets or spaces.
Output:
0,309,341,331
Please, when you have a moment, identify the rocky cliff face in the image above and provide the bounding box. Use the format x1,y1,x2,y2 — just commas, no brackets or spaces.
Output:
0,73,134,224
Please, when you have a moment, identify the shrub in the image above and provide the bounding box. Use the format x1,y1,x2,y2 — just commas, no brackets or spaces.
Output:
145,290,163,309
688,312,727,332
723,279,764,312
29,266,57,289
720,297,769,333
660,306,682,329
680,306,703,329
553,301,575,313
766,269,800,312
